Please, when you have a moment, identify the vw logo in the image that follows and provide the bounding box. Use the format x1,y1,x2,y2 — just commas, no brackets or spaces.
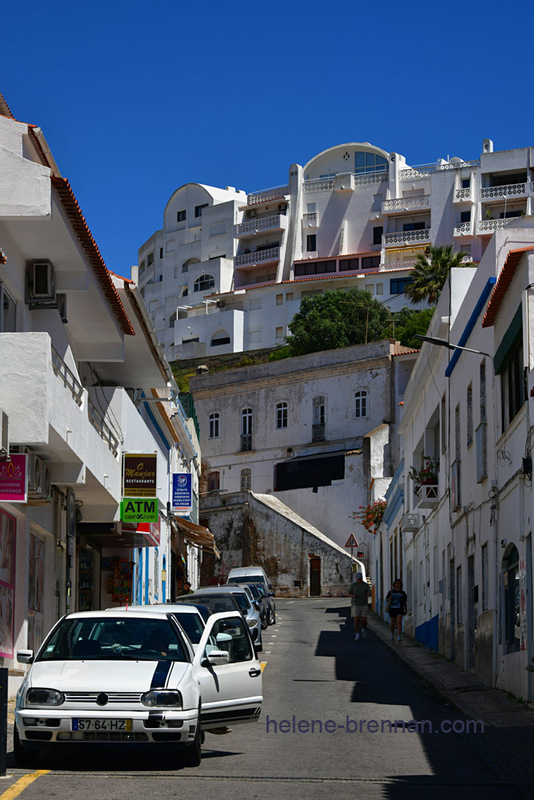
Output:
96,693,109,706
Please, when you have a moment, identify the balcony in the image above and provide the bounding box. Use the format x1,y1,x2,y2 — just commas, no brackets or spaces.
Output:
383,228,431,247
235,214,287,238
453,187,473,203
247,186,289,206
240,434,253,452
453,220,474,237
481,183,527,201
235,246,280,269
477,217,517,235
382,195,430,215
312,423,325,442
302,212,318,229
414,483,439,509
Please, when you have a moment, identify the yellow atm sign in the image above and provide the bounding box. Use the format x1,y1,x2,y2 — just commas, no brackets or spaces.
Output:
120,498,159,523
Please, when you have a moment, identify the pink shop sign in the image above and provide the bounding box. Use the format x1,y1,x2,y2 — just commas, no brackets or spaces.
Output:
0,454,28,503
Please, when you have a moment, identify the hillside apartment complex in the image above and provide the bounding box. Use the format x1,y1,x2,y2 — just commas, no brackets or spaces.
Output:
134,138,534,361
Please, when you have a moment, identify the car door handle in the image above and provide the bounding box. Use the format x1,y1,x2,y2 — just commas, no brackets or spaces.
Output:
249,668,261,677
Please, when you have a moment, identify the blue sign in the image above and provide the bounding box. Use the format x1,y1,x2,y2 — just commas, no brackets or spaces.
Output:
172,473,192,511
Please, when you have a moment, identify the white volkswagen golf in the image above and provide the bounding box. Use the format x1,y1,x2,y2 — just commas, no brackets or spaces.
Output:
15,608,262,767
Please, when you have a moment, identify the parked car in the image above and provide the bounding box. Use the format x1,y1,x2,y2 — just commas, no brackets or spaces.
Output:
256,583,276,626
108,604,207,651
14,609,262,767
167,599,212,622
238,583,269,629
192,586,262,651
226,567,276,622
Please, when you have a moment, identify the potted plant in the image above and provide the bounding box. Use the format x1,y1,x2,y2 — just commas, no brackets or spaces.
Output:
408,457,439,489
351,499,387,534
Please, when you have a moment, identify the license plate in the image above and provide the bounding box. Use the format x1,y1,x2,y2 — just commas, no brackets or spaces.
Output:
72,719,132,732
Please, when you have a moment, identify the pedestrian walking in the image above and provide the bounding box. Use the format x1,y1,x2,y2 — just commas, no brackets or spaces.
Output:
386,579,407,641
349,572,372,640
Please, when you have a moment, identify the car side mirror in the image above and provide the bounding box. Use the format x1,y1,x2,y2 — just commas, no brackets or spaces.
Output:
17,650,34,664
201,649,230,667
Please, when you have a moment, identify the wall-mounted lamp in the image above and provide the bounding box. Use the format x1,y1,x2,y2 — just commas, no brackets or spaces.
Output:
414,334,491,358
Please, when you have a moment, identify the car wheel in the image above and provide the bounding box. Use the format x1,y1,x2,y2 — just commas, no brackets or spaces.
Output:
14,727,40,769
268,609,276,626
180,722,202,768
261,615,269,630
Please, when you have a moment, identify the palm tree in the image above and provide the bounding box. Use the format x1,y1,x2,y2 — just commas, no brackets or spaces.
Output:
404,245,473,304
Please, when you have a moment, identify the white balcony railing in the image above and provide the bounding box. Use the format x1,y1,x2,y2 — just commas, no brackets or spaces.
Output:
235,246,280,268
51,346,83,406
88,400,120,457
481,183,526,199
453,221,473,237
247,186,289,206
303,178,335,192
382,195,430,213
415,483,439,508
478,218,513,233
383,228,431,246
454,187,472,202
399,160,480,180
302,212,318,228
235,215,285,237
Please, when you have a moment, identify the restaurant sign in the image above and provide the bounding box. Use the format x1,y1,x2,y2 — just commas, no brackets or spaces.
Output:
123,454,157,498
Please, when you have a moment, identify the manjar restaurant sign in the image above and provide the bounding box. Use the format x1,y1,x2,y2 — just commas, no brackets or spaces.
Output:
0,454,28,503
123,454,157,498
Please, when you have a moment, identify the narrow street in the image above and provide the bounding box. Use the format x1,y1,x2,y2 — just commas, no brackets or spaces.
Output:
3,599,532,800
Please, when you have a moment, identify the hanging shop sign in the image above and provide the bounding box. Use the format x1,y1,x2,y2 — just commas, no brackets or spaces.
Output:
172,473,192,512
120,497,159,523
123,454,157,498
0,454,27,503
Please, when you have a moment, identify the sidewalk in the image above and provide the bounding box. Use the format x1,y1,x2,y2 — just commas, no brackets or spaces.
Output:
368,611,534,793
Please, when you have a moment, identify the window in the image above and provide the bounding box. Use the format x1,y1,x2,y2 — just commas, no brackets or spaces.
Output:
139,260,145,274
403,221,425,231
460,210,471,223
373,226,383,245
286,292,294,302
193,274,215,292
182,264,189,273
241,408,253,451
195,203,209,218
461,178,470,189
376,283,383,295
306,202,316,213
159,248,163,259
365,284,375,295
177,210,186,222
294,260,335,277
276,402,288,429
390,277,412,294
480,362,486,422
312,396,326,442
276,326,284,339
501,340,525,430
339,258,359,271
209,412,220,439
481,544,488,611
354,390,367,418
0,284,16,332
467,384,473,447
306,234,317,252
207,472,220,492
456,565,463,625
147,253,154,266
503,545,520,653
354,151,388,174
361,255,380,270
210,334,231,347
276,294,283,305
240,469,251,491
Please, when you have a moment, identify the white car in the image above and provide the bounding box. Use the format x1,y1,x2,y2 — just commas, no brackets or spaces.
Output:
15,609,262,767
108,604,207,651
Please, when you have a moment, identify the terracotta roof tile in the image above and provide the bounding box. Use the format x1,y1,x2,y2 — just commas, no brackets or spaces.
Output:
482,246,534,327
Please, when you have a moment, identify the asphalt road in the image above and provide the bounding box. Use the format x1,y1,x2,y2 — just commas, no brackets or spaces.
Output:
1,599,527,800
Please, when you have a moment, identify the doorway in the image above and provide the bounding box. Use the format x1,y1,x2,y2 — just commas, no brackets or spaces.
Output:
309,557,321,596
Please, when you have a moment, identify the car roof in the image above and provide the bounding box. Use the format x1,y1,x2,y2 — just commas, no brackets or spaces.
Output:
195,585,248,594
68,610,170,621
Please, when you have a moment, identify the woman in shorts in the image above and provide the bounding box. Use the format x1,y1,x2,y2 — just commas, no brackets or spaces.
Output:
386,579,407,641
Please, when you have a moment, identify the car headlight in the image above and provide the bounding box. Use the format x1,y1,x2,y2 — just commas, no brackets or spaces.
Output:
26,688,65,706
141,690,183,708
247,618,258,628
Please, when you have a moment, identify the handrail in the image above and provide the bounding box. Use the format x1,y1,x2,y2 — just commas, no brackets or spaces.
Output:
51,346,83,406
88,399,120,457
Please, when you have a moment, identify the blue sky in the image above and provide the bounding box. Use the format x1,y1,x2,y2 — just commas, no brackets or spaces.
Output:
3,0,534,277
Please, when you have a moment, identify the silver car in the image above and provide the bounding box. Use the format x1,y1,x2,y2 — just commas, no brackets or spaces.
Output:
192,586,262,651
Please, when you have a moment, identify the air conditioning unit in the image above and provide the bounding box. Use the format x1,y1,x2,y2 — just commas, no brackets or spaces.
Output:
26,260,57,308
27,455,52,501
401,512,421,532
0,410,8,459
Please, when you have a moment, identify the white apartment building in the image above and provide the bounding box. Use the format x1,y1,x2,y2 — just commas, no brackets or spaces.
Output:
379,223,534,700
135,138,533,361
0,96,214,695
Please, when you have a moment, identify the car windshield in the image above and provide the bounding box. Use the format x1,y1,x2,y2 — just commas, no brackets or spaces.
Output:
38,617,188,662
193,594,239,614
231,593,250,612
174,612,204,644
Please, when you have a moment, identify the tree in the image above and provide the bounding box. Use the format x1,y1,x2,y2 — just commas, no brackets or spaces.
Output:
404,245,473,304
285,288,391,356
392,307,434,349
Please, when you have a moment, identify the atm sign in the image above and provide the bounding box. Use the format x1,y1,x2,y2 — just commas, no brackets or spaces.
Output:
120,498,159,523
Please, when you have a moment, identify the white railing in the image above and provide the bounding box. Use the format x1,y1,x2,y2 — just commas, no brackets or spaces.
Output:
353,171,387,185
481,183,526,199
399,160,480,180
454,221,473,236
247,186,289,205
383,228,431,246
383,195,430,212
303,178,335,192
454,187,472,201
235,215,282,236
235,246,280,267
51,347,83,406
478,218,512,232
302,212,318,227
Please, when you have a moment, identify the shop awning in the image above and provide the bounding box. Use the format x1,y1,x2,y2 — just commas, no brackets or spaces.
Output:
172,515,220,559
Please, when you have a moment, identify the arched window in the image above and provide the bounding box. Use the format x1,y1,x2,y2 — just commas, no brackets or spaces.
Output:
503,545,520,653
209,412,220,439
208,472,220,492
240,468,251,491
193,274,215,292
241,408,253,451
210,330,231,347
276,401,288,429
355,390,368,419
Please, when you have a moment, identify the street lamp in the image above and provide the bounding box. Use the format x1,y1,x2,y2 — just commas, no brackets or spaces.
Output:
414,334,492,358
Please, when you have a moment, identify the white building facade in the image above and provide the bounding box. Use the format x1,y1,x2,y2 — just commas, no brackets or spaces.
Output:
382,223,534,700
135,138,534,362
